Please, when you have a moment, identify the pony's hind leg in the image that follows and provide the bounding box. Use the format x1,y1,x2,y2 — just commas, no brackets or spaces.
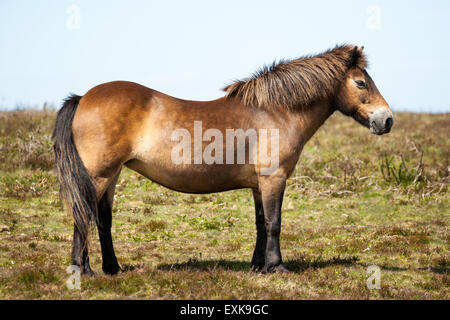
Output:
97,172,121,275
71,225,95,276
69,171,121,276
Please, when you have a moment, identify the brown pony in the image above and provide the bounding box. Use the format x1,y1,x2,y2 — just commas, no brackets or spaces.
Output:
53,45,393,275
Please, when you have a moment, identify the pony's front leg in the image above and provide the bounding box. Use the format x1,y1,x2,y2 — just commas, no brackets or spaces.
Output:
251,190,266,271
260,177,289,273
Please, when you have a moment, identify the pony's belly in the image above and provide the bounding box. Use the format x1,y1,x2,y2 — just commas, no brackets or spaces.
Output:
125,158,257,194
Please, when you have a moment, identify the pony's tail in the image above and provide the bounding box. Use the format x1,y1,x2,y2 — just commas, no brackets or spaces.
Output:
52,94,98,246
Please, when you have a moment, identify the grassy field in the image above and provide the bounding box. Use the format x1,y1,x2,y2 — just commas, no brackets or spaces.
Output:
0,109,448,299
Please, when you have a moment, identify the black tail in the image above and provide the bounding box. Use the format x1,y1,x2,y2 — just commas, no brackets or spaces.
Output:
52,94,98,246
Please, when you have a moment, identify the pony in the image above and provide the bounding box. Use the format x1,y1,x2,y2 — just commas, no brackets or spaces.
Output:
53,45,393,275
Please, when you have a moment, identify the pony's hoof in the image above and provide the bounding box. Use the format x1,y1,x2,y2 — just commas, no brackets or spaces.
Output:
261,264,290,274
251,264,264,272
273,264,290,273
82,268,96,277
103,264,121,275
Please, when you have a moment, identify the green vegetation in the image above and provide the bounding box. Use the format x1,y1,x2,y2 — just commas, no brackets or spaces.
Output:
0,109,448,299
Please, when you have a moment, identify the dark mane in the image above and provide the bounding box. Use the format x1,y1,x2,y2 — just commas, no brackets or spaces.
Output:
223,44,367,110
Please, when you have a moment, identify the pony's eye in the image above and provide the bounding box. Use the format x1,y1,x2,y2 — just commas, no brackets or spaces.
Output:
355,80,366,89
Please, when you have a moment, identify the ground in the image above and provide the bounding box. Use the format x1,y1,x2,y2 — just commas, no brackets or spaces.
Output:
0,109,448,299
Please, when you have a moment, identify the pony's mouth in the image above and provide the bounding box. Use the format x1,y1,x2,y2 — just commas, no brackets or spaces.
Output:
370,121,384,135
370,119,392,135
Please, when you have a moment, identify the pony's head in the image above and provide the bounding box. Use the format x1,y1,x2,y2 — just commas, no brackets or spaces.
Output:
334,46,393,135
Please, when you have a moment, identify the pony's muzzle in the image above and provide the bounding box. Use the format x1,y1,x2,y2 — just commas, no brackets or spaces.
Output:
369,107,394,135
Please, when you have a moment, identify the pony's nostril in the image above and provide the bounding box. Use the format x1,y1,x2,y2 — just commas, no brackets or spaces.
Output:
385,117,393,129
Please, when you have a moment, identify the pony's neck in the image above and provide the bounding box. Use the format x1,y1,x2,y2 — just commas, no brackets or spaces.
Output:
292,99,335,146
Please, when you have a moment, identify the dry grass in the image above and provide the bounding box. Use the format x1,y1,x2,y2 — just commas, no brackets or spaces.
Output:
0,109,448,299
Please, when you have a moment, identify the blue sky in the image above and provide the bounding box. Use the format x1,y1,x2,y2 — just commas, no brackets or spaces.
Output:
1,0,449,112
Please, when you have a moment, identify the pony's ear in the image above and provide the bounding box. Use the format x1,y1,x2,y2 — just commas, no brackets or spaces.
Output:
351,46,359,65
350,45,367,69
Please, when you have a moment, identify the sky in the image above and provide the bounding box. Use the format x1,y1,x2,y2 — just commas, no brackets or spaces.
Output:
1,0,449,112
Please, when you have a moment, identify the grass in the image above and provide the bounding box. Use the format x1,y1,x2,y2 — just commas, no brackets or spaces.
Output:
0,109,448,299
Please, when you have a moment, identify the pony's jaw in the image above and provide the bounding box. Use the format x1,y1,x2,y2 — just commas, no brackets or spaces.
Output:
368,107,394,135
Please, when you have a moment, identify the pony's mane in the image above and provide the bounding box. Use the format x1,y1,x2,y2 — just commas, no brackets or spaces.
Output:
223,45,367,110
